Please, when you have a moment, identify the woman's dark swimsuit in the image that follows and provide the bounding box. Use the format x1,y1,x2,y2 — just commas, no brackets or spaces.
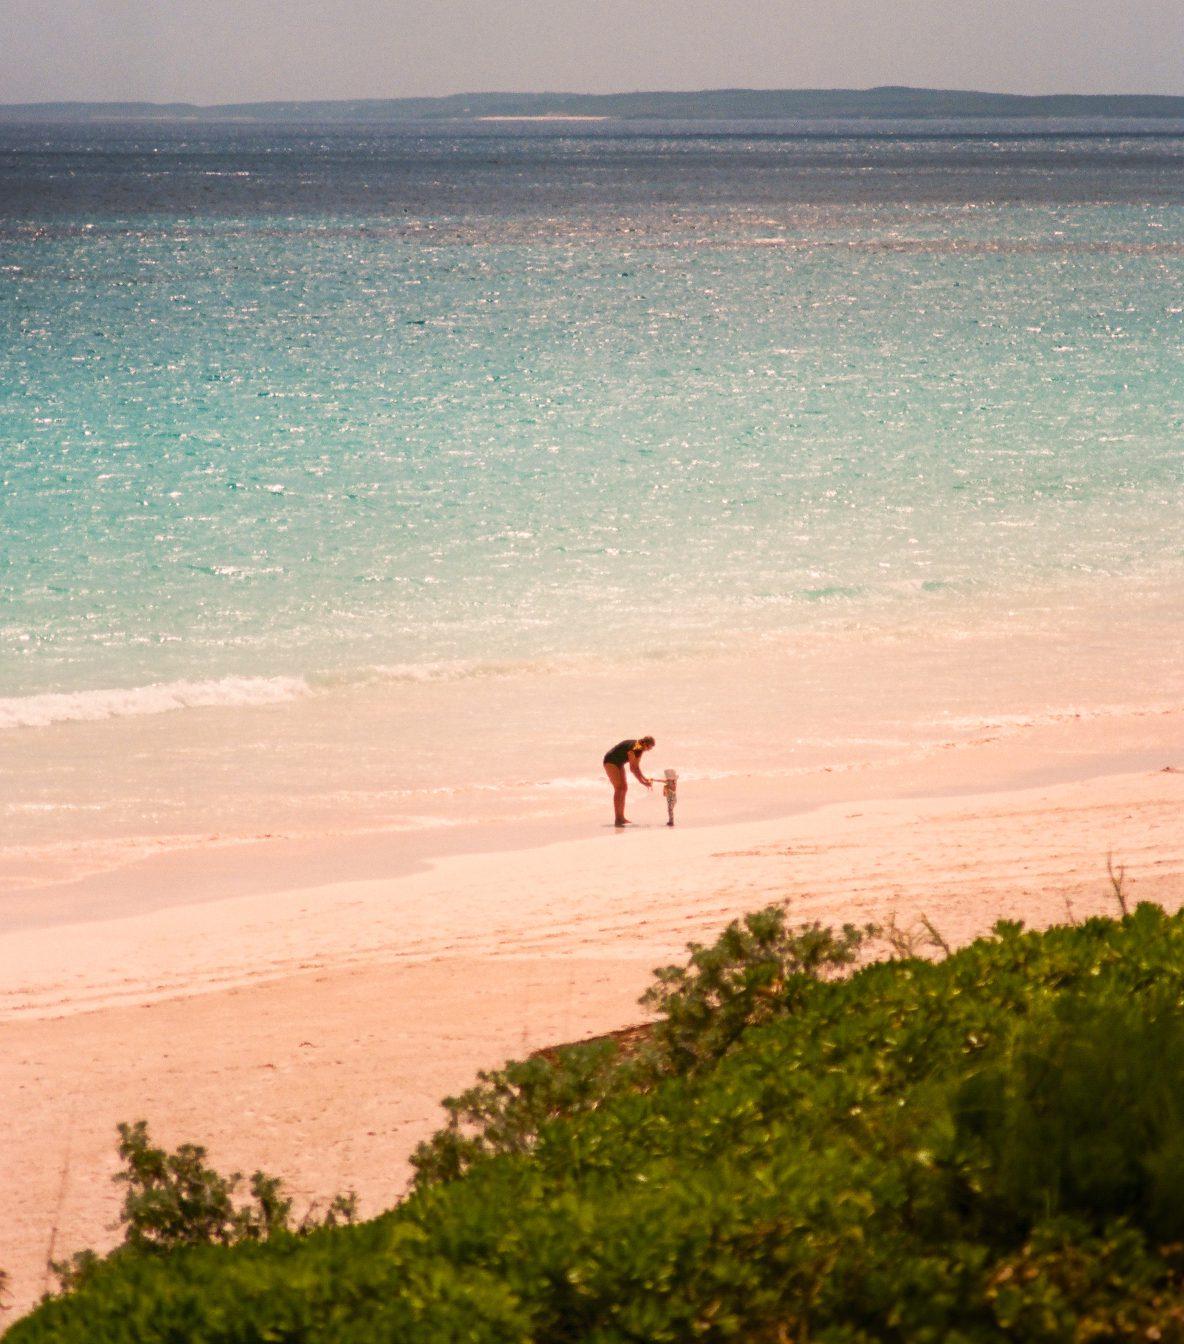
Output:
603,739,640,767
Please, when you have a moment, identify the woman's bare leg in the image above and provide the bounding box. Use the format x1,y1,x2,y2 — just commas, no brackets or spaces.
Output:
604,762,629,825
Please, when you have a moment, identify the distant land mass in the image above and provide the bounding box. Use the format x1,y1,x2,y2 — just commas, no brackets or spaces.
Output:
3,87,1184,123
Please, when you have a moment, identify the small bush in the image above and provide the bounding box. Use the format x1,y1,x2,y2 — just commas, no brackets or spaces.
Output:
50,1119,356,1292
118,1119,273,1250
642,905,877,1072
413,905,875,1188
411,1036,637,1187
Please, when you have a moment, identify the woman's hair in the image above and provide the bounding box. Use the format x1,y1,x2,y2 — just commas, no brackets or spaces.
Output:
639,735,655,748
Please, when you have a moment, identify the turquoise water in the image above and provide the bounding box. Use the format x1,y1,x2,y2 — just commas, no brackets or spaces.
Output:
2,125,1183,723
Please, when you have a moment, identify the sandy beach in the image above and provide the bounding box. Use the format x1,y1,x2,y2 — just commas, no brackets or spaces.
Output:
2,707,1181,1322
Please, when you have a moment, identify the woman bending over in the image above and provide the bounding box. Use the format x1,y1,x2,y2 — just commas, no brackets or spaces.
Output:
602,736,655,827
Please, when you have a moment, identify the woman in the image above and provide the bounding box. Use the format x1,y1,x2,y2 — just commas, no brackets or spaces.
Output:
602,736,655,827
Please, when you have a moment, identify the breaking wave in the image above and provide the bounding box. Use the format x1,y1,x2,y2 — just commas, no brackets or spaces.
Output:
0,675,310,730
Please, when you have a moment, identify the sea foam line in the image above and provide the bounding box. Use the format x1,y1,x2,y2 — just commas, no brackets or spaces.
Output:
0,675,310,730
325,656,577,686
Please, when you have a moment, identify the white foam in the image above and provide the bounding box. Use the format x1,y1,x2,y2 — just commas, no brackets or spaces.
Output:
335,644,705,689
936,702,1176,734
0,675,310,731
334,657,571,687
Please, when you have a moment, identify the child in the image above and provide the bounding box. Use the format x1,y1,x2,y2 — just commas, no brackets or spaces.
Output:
662,769,678,826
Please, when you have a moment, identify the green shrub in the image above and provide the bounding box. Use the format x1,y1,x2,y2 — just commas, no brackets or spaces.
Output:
956,990,1184,1234
410,1035,637,1187
412,904,875,1188
983,1220,1184,1341
49,1119,357,1292
641,906,877,1073
117,1118,287,1250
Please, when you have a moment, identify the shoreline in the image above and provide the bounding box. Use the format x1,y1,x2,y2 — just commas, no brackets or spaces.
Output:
3,696,1178,934
4,704,1177,999
5,565,1183,945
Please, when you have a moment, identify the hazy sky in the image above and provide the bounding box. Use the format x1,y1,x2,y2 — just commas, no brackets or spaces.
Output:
2,0,1180,104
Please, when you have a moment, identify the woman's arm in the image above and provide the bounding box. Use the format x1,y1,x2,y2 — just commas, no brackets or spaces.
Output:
628,752,653,788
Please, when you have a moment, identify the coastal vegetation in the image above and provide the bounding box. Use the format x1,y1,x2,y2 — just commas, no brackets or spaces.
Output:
12,897,1184,1342
46,1121,358,1296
